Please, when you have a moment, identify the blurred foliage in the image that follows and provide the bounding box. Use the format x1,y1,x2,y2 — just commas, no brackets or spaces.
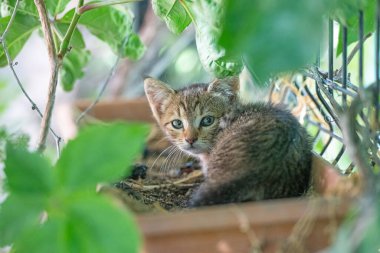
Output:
336,0,377,55
0,0,146,91
220,0,325,83
152,0,243,78
330,200,380,253
0,123,148,253
153,0,377,84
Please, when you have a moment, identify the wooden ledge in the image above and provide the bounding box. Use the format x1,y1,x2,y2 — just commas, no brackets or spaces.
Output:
75,97,155,123
138,197,351,253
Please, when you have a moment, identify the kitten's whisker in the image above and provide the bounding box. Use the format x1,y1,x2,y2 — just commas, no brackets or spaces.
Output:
165,147,181,174
171,147,183,172
150,145,174,170
160,146,178,174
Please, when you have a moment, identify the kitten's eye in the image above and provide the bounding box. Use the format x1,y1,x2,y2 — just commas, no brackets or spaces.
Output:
171,119,183,129
200,116,214,127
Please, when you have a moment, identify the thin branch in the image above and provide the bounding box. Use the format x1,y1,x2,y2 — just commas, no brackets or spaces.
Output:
336,32,373,77
1,0,20,40
34,0,61,152
76,56,121,123
79,0,142,14
76,30,134,123
340,97,374,192
0,0,62,154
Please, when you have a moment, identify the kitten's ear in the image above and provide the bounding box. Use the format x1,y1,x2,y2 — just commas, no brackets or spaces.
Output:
144,77,175,120
207,76,240,99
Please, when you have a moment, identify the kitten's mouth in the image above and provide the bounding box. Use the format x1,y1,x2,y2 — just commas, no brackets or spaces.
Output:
182,144,207,155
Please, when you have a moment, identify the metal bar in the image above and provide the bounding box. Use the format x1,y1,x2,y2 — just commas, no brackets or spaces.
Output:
342,25,348,106
315,85,334,155
322,78,357,97
320,136,333,156
305,118,343,142
304,85,337,132
376,0,380,124
312,129,321,142
328,19,334,95
315,79,341,128
345,163,355,175
359,10,364,87
332,146,345,166
305,68,359,92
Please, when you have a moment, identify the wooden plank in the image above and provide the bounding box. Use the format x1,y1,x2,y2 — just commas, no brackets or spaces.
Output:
137,198,350,253
75,97,155,123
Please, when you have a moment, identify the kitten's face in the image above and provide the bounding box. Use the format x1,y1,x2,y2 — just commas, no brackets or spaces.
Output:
144,77,239,156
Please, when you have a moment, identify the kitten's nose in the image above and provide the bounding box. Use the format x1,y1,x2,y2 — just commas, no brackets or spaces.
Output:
185,138,197,145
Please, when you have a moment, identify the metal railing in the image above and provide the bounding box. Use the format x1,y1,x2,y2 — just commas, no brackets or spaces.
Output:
270,3,380,177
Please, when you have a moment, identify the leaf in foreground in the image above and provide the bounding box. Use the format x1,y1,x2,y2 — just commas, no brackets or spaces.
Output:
4,143,54,196
16,195,141,253
56,123,148,192
220,0,325,83
0,195,44,246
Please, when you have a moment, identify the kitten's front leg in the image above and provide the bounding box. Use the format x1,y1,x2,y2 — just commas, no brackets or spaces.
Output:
197,153,210,175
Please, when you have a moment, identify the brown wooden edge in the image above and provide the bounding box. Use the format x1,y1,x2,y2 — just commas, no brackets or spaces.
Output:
137,197,351,253
74,97,155,123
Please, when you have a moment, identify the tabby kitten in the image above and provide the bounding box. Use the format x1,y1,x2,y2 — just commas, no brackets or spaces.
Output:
144,76,312,207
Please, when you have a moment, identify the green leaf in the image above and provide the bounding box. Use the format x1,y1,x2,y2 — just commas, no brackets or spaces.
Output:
15,214,67,253
0,13,40,67
4,143,54,196
17,195,141,253
0,195,44,246
152,0,192,34
192,0,243,78
336,0,376,55
124,32,146,60
1,0,38,18
220,0,325,83
46,0,71,16
67,196,141,253
62,6,146,58
56,123,148,192
60,48,90,91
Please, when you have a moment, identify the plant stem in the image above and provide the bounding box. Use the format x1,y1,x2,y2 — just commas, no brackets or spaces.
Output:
58,0,84,58
59,0,140,58
34,0,61,152
79,0,142,14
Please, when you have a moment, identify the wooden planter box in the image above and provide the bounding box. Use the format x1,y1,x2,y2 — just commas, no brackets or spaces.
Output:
138,198,348,253
71,99,355,253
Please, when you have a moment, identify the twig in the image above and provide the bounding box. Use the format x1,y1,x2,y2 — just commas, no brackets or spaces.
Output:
336,32,373,77
76,56,121,124
340,95,374,193
78,0,142,14
34,0,61,152
0,0,62,154
123,181,198,191
123,170,203,191
76,27,135,123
